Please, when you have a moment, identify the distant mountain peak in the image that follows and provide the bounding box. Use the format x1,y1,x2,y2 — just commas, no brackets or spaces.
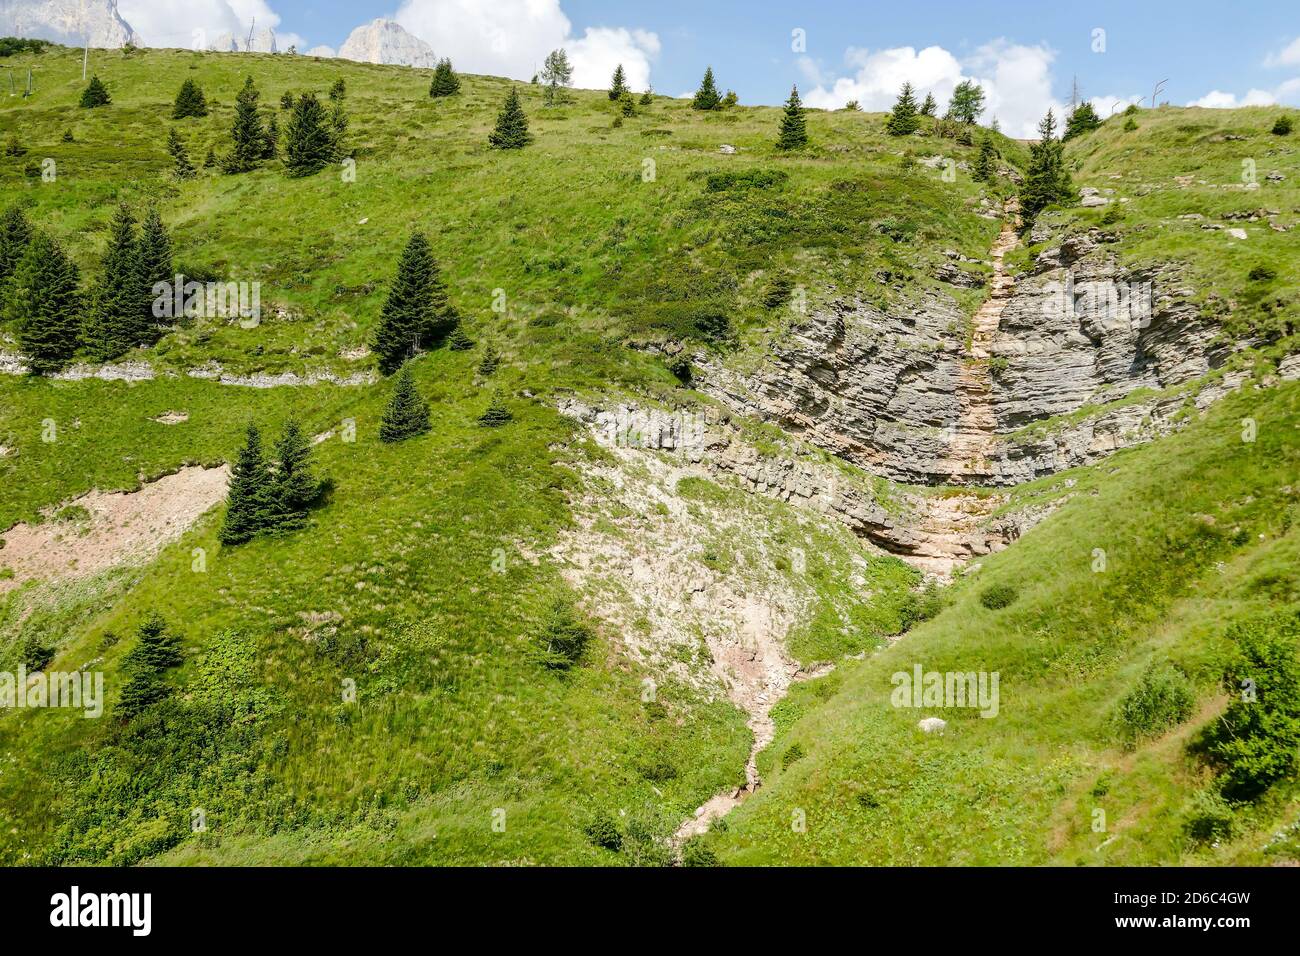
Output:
338,18,436,69
0,0,138,48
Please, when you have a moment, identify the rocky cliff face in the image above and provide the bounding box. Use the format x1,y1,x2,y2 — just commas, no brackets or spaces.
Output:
338,19,436,68
698,226,1238,488
210,28,277,54
1,0,137,47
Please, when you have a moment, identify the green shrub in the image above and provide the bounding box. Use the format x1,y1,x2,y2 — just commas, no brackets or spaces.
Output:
1199,612,1300,800
1115,662,1195,747
979,582,1018,610
1248,264,1277,281
899,580,945,630
534,595,593,669
1182,788,1235,844
1271,115,1293,136
21,635,54,671
704,168,789,193
622,805,674,866
681,836,719,866
582,810,623,851
782,741,806,767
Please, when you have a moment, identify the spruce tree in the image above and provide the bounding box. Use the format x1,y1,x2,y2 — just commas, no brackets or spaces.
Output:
477,344,500,377
123,612,183,672
221,76,266,173
973,135,997,182
478,391,512,427
692,67,721,111
489,87,532,149
85,203,145,361
329,78,346,102
777,85,808,150
283,92,332,176
167,128,196,179
920,92,937,116
371,232,458,374
447,325,475,351
136,207,173,340
886,82,921,136
220,423,274,545
609,63,628,101
117,668,169,718
7,232,80,375
262,112,279,159
429,58,461,97
379,364,431,442
79,75,111,108
327,102,348,161
269,419,319,532
204,146,217,169
1021,109,1076,221
0,204,32,290
171,78,208,119
1063,101,1102,141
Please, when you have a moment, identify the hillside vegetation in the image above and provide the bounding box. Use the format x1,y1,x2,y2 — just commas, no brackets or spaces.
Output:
0,43,1297,865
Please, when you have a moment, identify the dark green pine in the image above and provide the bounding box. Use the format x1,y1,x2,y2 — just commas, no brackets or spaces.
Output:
123,612,183,672
447,325,474,351
136,207,173,342
692,67,721,111
609,64,628,101
0,204,33,289
429,59,461,97
79,75,110,108
777,85,808,150
221,76,266,173
489,87,532,149
478,391,513,427
270,419,320,532
371,232,458,374
85,203,145,361
379,364,432,443
283,93,333,176
167,128,196,179
171,78,208,119
220,423,275,544
8,231,81,376
886,82,920,136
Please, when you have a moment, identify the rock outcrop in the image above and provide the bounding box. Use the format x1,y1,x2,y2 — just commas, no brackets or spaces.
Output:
338,18,436,68
210,28,277,53
1,0,137,47
697,224,1239,487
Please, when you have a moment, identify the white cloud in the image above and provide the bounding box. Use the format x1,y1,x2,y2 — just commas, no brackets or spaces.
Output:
305,45,336,59
1187,88,1277,108
118,0,284,48
1264,37,1300,68
1089,93,1142,117
394,0,658,89
800,39,1063,138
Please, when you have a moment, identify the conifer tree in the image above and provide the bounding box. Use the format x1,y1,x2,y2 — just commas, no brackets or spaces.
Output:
609,63,628,101
220,423,274,545
85,204,146,361
327,101,348,161
639,88,652,106
1021,109,1076,221
0,204,32,290
329,78,346,102
61,128,74,142
1063,101,1102,141
886,82,921,136
379,364,431,442
171,78,208,119
136,207,173,340
371,232,458,374
429,58,462,97
478,391,512,427
123,612,183,672
7,232,80,375
283,92,332,176
221,76,266,173
447,325,474,351
489,87,532,149
477,343,500,377
539,50,571,106
79,75,111,108
777,85,808,150
973,135,997,182
262,112,279,159
280,91,295,110
920,92,937,116
204,146,217,168
692,67,721,111
167,128,196,179
269,419,319,531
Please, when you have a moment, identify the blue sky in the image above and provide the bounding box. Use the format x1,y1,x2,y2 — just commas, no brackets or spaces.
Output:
109,0,1300,136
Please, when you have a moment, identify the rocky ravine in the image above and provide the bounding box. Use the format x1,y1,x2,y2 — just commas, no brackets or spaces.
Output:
697,222,1248,488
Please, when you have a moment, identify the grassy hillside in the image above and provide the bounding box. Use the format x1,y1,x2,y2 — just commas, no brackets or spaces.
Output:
1,44,1297,866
